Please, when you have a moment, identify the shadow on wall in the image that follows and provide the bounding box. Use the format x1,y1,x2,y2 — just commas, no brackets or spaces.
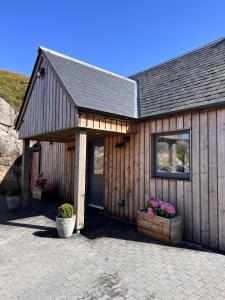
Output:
0,155,22,195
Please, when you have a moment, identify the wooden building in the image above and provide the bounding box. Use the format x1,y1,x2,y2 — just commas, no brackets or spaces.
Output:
16,38,225,251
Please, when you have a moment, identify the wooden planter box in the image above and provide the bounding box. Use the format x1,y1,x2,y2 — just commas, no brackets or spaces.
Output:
33,189,54,201
32,189,42,200
137,210,182,245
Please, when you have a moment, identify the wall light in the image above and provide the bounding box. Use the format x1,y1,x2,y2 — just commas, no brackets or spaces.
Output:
37,67,45,78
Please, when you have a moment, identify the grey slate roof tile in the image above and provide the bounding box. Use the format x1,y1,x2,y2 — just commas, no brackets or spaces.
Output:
130,38,225,118
41,48,137,118
41,38,225,120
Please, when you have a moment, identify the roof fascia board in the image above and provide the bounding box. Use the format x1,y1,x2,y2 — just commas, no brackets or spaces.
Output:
42,50,78,110
15,50,43,130
137,101,225,122
15,48,79,131
77,107,135,121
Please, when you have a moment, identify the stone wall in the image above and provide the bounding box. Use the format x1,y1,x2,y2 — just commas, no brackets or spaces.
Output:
0,97,22,193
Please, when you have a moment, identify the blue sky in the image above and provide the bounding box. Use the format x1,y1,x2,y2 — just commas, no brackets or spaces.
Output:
1,0,225,77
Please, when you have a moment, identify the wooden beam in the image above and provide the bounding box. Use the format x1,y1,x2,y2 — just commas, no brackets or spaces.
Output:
73,129,87,232
21,139,30,207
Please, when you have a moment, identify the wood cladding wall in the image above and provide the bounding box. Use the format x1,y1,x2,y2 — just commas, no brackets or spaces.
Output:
19,55,77,139
30,106,225,251
79,113,134,134
104,107,225,251
32,141,76,203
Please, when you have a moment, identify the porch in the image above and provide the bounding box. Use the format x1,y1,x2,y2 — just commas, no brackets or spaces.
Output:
21,118,133,232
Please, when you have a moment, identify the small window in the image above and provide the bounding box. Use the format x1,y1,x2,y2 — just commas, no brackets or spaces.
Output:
93,145,104,175
153,130,190,179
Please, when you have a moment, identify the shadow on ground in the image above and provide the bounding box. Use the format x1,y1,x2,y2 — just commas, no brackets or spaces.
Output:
0,199,224,255
0,198,58,239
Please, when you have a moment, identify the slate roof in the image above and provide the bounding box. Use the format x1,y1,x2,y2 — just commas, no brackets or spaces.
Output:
130,38,225,118
41,47,137,118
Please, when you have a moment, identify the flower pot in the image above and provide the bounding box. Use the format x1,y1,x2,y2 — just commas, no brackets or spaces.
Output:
137,210,182,245
6,196,21,210
33,189,42,200
56,215,76,238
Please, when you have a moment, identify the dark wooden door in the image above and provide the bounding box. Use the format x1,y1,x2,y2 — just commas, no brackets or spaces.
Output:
87,140,104,208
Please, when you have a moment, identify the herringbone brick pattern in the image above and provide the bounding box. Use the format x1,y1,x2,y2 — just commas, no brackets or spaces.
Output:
1,201,225,300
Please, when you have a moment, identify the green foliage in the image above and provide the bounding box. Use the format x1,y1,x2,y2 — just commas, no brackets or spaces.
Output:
57,203,75,218
144,201,151,211
0,69,29,111
7,186,20,196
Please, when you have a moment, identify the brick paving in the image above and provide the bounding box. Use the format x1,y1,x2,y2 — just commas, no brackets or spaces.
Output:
1,200,225,300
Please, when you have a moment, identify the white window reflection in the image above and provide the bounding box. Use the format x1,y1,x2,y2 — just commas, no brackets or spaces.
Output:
93,146,104,175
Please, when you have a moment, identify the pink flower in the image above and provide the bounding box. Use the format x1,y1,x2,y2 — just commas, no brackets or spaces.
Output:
150,199,159,208
147,207,155,218
160,201,176,216
34,175,48,190
167,205,176,215
160,203,168,210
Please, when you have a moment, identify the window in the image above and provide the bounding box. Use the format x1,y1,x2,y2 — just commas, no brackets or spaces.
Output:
154,130,190,179
93,145,104,175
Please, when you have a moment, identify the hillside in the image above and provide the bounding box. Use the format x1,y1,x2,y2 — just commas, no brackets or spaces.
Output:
0,70,29,112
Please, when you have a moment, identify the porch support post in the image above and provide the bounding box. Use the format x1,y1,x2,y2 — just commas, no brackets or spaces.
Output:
21,139,30,207
74,129,87,232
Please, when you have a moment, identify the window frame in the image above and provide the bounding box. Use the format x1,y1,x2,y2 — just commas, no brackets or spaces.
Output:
153,129,191,180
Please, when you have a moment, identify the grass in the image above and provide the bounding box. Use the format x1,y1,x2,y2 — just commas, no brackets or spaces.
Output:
0,69,29,111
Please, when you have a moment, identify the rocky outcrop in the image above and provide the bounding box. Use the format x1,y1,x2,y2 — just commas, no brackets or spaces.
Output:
0,97,22,193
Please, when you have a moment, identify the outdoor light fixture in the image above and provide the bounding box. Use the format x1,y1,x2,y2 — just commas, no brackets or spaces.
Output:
67,146,75,151
115,136,130,148
37,67,45,78
32,143,41,152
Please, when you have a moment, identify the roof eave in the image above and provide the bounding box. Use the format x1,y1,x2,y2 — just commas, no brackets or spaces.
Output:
137,100,225,121
77,106,136,120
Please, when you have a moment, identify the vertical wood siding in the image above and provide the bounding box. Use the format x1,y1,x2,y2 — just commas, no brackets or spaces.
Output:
104,108,225,251
30,106,225,251
33,141,75,202
19,56,77,139
79,113,133,134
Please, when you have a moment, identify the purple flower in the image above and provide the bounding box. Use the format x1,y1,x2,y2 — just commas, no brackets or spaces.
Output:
167,205,176,215
160,201,176,216
160,203,168,211
150,199,159,208
147,207,155,218
34,175,48,190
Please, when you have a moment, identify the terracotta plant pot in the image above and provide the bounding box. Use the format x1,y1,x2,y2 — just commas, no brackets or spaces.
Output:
137,210,182,245
56,215,76,238
6,196,21,210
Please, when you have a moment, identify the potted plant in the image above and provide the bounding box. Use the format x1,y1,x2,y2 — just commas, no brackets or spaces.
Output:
6,187,21,209
33,173,49,200
56,203,76,238
137,198,182,245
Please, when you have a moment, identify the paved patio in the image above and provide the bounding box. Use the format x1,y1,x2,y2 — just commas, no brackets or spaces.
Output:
1,200,225,300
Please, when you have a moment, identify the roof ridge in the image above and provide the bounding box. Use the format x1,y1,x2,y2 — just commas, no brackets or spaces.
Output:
129,37,225,78
39,46,136,84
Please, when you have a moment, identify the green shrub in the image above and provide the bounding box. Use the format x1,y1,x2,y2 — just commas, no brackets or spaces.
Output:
7,187,20,197
57,203,75,218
